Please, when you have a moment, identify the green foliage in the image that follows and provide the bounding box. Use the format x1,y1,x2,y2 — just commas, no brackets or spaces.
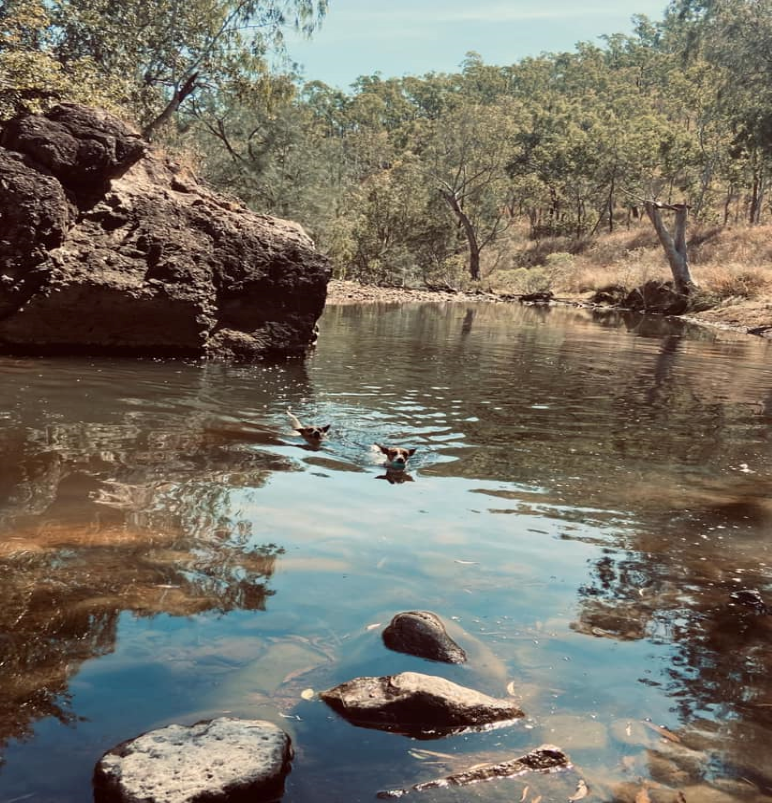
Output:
0,0,122,117
0,0,326,129
4,0,771,286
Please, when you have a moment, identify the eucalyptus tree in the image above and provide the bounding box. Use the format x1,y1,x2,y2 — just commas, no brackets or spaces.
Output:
669,0,772,222
1,0,327,137
415,96,520,280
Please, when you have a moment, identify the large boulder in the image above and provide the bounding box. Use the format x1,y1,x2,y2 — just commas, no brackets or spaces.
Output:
0,104,330,359
93,717,293,803
382,611,467,664
320,671,524,738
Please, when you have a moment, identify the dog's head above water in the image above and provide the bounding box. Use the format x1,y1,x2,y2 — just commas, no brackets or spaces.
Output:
296,424,331,444
377,444,416,470
287,410,330,446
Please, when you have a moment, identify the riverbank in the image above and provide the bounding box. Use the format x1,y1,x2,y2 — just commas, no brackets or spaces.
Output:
325,279,772,340
325,280,495,305
328,222,772,340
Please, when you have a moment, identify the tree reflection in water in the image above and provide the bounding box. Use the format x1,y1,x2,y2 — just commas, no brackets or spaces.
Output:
570,481,772,793
0,416,290,763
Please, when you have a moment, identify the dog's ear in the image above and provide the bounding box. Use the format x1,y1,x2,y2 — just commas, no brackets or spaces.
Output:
376,444,389,454
322,424,331,432
407,448,417,456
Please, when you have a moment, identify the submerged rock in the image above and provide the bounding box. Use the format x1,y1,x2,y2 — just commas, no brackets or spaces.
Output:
93,717,292,803
377,744,571,797
382,611,467,664
320,671,523,738
0,104,330,360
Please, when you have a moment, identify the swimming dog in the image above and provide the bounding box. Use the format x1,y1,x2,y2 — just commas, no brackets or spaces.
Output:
287,409,331,447
376,444,416,471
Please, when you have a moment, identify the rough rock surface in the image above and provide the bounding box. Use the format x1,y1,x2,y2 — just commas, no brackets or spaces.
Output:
0,104,330,359
624,280,688,315
377,744,571,797
320,671,523,737
92,717,293,803
382,611,467,664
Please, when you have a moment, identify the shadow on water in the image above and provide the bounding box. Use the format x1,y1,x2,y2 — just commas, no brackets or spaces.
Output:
0,302,771,801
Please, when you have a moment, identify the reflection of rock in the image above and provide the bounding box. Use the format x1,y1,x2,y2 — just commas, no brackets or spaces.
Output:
382,611,467,664
320,671,523,738
93,718,292,803
570,598,649,641
0,518,283,759
0,416,291,761
0,103,330,359
377,744,570,798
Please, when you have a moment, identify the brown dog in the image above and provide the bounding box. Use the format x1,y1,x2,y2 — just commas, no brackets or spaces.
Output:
287,410,331,447
376,444,416,471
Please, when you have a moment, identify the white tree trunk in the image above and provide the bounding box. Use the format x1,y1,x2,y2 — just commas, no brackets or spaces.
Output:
644,201,695,294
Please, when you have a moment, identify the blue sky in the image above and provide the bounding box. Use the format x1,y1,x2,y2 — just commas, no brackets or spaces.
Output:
284,0,670,88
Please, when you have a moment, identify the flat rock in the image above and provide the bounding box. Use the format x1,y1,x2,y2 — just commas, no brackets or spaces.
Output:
382,611,467,664
93,717,292,803
320,671,523,738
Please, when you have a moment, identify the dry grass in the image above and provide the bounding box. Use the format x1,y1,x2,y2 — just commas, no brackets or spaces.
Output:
482,222,772,304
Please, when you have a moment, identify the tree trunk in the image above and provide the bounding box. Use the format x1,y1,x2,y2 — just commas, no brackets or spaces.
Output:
608,174,615,234
723,184,733,226
749,171,761,225
644,201,695,294
142,72,199,141
441,189,481,281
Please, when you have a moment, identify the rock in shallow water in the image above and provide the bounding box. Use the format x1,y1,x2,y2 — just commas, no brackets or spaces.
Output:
92,717,293,803
320,671,523,738
382,611,467,664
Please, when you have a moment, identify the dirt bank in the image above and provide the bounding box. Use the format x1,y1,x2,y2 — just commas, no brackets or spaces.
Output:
325,280,498,305
685,300,772,339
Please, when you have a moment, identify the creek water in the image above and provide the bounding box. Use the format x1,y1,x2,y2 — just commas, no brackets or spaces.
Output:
1,301,771,802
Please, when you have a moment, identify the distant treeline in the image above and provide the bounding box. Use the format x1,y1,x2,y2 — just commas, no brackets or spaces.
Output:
2,0,770,284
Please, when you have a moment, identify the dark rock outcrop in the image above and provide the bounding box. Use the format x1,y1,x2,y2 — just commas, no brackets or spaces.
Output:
377,744,571,797
590,284,627,305
2,104,146,195
320,671,524,738
382,611,467,664
93,718,293,803
624,280,688,315
0,104,330,359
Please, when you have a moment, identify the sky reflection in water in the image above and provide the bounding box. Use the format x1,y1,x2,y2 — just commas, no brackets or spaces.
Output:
0,302,771,802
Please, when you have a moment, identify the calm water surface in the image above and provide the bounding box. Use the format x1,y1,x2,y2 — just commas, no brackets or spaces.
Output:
1,302,771,802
